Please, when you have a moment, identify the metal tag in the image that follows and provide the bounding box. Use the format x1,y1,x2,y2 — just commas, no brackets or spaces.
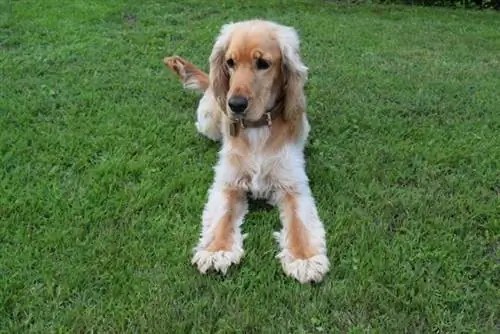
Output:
229,123,237,137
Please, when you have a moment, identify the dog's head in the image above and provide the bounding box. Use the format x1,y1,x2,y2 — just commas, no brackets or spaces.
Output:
209,20,308,122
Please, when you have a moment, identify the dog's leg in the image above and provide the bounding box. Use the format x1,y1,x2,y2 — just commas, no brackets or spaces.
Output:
195,91,222,141
275,189,330,283
164,56,222,141
163,56,209,92
192,185,247,275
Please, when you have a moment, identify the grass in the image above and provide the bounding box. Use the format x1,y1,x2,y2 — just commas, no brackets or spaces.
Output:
1,0,499,332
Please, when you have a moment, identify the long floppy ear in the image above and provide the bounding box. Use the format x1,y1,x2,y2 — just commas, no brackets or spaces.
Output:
209,23,235,113
276,25,308,121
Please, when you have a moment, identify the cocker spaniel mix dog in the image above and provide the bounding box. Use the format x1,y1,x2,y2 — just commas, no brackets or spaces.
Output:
164,19,329,283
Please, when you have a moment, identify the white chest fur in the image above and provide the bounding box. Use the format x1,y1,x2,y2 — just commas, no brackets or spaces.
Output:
214,125,310,202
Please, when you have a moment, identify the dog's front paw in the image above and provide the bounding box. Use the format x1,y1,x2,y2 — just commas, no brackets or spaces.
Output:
277,252,330,284
191,248,244,275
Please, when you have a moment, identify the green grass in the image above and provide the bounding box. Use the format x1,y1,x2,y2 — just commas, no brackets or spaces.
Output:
1,0,499,332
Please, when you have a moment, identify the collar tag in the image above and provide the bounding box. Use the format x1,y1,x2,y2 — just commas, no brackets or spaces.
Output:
229,122,237,137
266,112,272,127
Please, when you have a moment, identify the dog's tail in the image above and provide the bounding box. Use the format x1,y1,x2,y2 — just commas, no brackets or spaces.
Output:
163,56,209,93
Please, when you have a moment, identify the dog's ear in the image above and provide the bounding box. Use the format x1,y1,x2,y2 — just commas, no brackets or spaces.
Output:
277,26,308,121
209,23,235,113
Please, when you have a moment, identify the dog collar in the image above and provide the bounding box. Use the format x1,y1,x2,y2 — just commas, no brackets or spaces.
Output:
228,97,284,137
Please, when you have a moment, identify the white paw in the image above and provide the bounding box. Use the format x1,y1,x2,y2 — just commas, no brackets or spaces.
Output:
277,252,330,284
191,248,244,275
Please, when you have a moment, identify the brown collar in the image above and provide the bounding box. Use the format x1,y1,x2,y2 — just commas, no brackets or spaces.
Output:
228,98,284,137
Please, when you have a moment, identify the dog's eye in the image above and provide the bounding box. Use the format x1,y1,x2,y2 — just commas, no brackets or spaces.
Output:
226,58,235,68
256,58,271,70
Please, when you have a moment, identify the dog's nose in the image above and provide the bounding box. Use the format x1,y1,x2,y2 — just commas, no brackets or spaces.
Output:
228,95,248,114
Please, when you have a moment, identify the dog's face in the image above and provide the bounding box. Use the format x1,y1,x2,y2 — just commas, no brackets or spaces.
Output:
223,31,282,121
209,20,308,123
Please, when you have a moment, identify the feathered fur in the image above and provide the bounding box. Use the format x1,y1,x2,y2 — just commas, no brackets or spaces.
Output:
164,19,329,283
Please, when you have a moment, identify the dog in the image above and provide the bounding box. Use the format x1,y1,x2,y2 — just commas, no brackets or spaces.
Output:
164,19,329,283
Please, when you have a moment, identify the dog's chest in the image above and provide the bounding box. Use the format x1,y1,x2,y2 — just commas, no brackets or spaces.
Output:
222,127,302,199
238,150,277,199
246,151,274,192
238,128,278,196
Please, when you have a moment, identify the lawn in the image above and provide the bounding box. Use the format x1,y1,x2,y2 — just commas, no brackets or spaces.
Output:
1,0,499,332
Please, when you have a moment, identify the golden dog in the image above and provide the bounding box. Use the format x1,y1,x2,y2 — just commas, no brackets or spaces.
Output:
164,19,329,283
